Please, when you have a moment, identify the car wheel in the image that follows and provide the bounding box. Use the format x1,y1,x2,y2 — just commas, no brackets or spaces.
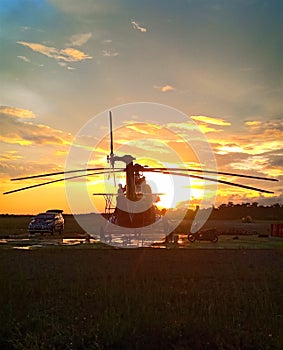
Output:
188,234,195,242
211,235,218,243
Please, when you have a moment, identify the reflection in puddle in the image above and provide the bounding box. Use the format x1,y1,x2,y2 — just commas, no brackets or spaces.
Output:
0,237,99,250
0,232,187,250
13,246,32,250
13,245,44,250
62,238,97,245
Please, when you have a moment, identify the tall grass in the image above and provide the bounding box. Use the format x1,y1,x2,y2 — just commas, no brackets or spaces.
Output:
0,215,31,236
0,249,282,349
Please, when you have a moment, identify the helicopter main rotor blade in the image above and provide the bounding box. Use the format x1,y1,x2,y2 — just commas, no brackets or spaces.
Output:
10,167,124,181
150,170,274,194
3,170,125,195
144,168,278,182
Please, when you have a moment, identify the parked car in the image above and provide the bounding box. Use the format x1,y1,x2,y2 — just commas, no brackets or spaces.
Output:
28,209,64,235
188,228,219,243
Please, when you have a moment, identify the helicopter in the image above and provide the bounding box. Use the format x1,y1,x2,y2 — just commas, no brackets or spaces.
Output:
3,111,278,246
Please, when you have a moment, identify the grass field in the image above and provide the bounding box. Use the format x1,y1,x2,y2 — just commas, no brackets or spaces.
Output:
0,215,282,349
0,248,282,349
0,213,280,238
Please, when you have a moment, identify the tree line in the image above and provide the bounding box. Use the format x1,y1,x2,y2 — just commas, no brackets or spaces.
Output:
182,202,283,221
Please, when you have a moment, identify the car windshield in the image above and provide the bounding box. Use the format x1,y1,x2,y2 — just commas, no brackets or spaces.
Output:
35,214,55,219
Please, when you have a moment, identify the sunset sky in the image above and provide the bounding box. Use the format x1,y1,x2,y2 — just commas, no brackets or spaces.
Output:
0,0,282,214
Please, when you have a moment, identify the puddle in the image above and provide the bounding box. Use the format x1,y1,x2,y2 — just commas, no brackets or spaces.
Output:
62,238,96,245
0,235,282,250
13,245,44,250
0,237,98,250
13,246,32,250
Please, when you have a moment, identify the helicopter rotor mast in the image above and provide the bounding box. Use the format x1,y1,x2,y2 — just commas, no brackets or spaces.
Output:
106,111,138,201
125,163,137,201
109,111,114,157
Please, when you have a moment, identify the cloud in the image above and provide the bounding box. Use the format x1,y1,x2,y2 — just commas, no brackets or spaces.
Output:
245,118,283,132
215,191,282,208
191,115,231,126
200,125,224,133
204,117,283,167
60,47,92,61
262,149,283,168
0,151,22,161
216,145,244,155
0,106,73,146
0,108,73,180
0,106,35,119
154,85,176,93
131,20,147,33
125,139,171,155
162,85,175,92
125,123,162,135
17,41,92,64
166,121,223,135
17,55,30,63
0,158,64,179
58,62,76,70
232,128,283,154
245,121,262,127
102,49,119,57
68,32,92,47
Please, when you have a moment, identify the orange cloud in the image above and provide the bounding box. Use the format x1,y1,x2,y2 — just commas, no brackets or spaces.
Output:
17,41,92,63
245,120,262,127
0,106,73,146
207,117,282,155
166,121,222,134
162,85,175,92
0,106,35,119
59,47,92,62
154,85,176,93
0,151,22,161
216,145,244,155
125,123,162,135
191,115,231,126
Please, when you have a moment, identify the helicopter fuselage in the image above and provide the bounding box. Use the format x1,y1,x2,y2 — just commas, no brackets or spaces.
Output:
109,161,158,228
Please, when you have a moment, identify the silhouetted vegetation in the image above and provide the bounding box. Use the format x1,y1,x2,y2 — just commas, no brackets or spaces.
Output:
182,202,283,221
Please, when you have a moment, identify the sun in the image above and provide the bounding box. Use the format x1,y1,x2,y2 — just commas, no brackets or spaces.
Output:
143,172,174,209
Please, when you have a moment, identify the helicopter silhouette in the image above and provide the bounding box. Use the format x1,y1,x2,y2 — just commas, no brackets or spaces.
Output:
3,111,278,240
